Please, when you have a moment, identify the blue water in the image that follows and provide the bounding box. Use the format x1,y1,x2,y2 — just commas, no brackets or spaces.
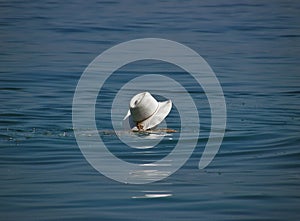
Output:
1,1,300,220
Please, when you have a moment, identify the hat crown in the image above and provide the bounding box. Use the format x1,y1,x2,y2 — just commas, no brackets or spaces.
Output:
129,92,158,122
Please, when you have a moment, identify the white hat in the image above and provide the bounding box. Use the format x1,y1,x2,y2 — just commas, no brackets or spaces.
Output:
123,92,172,131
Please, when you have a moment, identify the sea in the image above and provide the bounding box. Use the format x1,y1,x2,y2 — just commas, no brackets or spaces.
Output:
1,1,300,220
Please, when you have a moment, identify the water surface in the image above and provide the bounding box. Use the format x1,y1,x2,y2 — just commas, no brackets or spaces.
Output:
1,1,300,220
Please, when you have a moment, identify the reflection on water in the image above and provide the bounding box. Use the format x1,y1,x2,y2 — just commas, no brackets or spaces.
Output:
78,128,180,184
119,129,174,149
132,191,173,199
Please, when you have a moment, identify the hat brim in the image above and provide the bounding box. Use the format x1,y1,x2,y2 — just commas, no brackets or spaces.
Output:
123,100,172,131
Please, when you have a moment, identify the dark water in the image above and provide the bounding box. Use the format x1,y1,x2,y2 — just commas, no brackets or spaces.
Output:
1,1,300,220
